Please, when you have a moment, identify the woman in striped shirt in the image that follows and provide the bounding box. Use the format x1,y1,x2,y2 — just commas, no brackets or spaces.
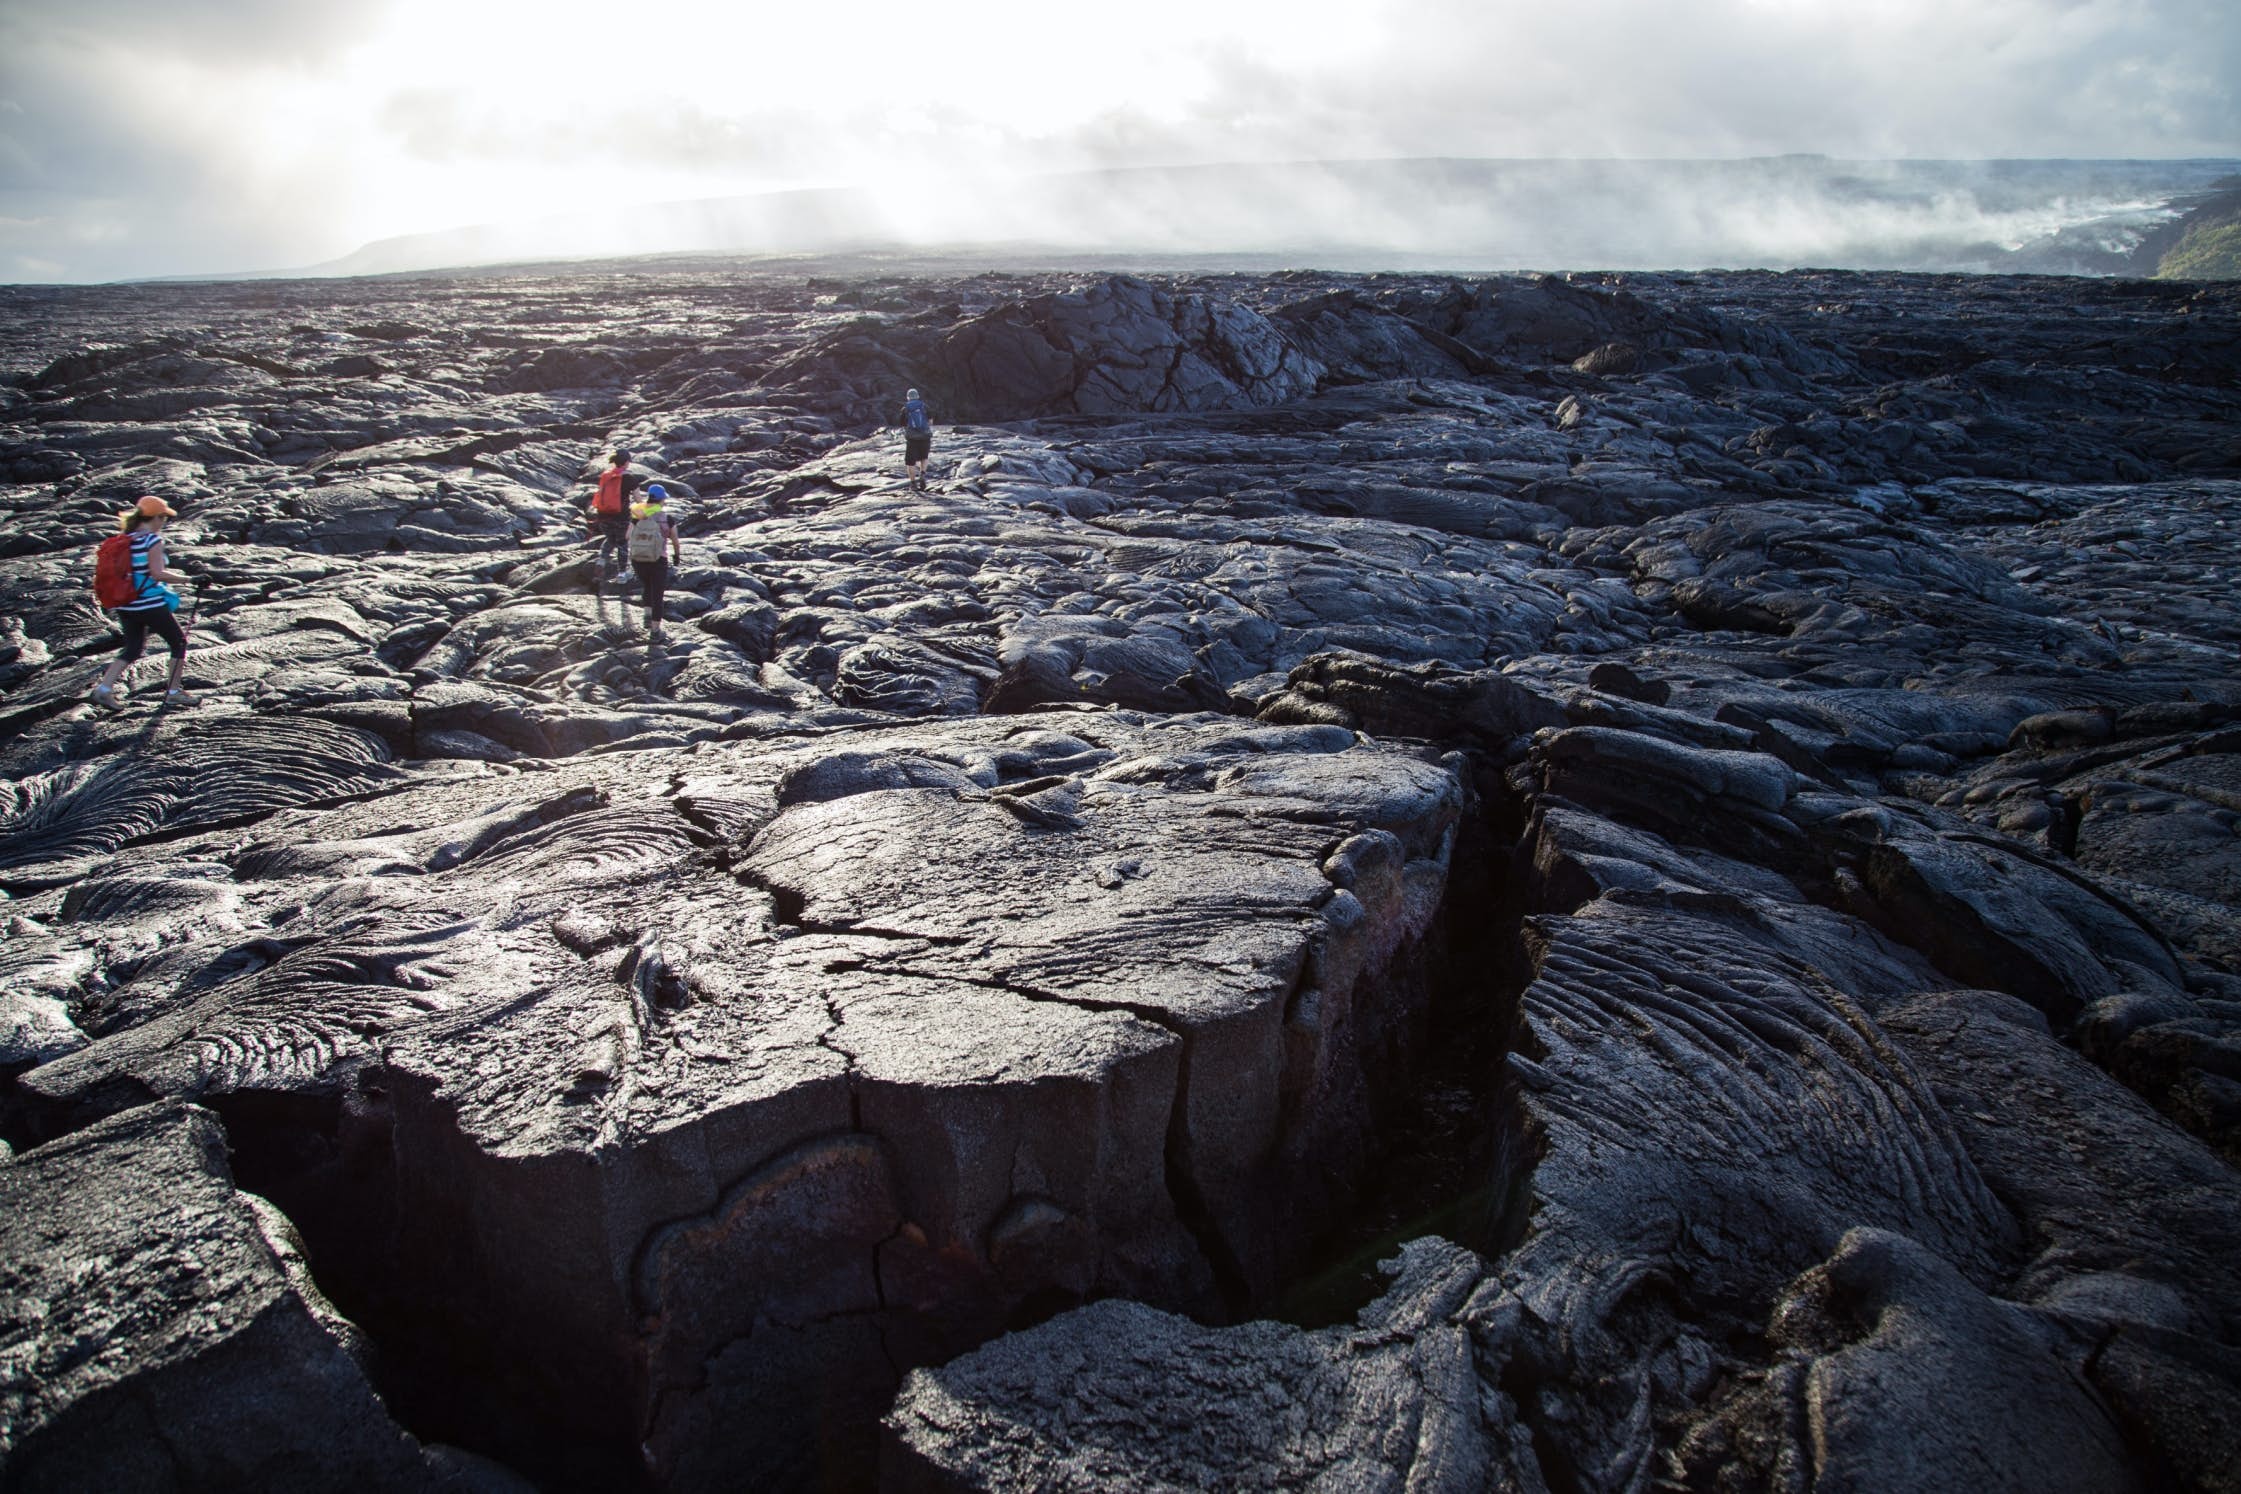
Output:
91,496,193,710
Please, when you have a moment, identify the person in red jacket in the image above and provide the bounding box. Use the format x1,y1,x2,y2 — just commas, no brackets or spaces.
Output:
585,449,641,582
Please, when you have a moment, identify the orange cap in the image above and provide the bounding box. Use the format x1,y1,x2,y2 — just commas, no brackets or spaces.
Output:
135,495,178,518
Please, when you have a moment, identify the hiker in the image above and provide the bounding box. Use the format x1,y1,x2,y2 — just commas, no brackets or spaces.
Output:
626,483,683,641
90,496,192,709
586,449,641,581
901,388,932,491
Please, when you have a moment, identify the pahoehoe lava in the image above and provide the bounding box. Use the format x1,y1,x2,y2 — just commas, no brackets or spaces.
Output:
3,261,2239,1492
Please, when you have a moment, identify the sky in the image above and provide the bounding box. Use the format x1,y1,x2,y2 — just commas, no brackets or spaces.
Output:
1,0,2236,282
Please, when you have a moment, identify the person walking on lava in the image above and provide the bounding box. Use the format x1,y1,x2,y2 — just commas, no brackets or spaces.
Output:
901,388,933,491
586,449,641,581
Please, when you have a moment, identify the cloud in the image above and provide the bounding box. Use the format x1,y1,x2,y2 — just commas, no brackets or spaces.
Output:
1121,0,2241,163
0,0,387,65
377,89,827,175
0,4,404,276
0,0,2235,279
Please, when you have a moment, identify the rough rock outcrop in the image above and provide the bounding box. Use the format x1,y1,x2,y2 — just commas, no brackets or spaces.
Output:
0,1102,438,1490
1,260,2237,1490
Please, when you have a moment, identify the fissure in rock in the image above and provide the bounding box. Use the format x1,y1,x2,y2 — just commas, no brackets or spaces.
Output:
1274,756,1539,1328
188,754,1526,1491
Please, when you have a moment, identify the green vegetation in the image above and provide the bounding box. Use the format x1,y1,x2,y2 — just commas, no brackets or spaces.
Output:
2150,186,2241,281
2157,221,2241,281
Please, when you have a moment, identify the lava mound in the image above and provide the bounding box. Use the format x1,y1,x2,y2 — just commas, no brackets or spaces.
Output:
3,264,2240,1492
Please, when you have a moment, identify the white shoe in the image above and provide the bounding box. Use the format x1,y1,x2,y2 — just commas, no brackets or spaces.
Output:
91,684,123,710
162,688,198,708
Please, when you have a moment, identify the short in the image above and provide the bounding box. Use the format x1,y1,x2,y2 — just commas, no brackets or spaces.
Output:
115,606,187,663
905,433,931,463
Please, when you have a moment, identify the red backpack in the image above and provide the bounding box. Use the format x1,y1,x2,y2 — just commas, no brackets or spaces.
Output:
592,468,628,514
93,534,138,609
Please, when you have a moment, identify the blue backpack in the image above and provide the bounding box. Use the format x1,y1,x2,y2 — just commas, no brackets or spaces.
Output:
904,398,929,434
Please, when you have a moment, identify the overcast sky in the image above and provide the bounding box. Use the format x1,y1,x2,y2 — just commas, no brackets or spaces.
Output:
2,0,2236,281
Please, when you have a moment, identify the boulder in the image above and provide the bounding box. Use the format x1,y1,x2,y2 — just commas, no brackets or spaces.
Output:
0,1103,432,1490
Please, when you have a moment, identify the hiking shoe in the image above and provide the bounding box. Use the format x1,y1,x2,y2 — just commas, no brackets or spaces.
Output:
91,684,123,711
161,688,198,708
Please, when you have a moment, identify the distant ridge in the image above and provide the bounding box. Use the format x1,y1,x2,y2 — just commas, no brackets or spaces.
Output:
178,157,2241,283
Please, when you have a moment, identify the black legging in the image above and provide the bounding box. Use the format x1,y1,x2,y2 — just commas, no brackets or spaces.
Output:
632,560,667,627
116,607,187,663
593,513,629,572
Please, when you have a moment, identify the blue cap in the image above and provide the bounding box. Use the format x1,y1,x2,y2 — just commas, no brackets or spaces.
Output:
645,483,667,500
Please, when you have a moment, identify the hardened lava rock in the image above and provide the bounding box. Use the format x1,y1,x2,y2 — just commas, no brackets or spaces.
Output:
1,262,2238,1490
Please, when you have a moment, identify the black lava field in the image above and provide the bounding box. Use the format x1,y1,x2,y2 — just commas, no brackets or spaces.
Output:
3,262,2239,1492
